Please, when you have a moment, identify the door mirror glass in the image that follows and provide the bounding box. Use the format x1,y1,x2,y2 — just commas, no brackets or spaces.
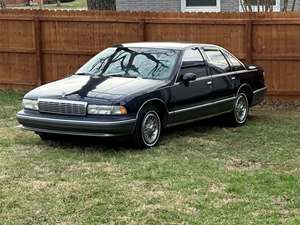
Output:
182,73,197,85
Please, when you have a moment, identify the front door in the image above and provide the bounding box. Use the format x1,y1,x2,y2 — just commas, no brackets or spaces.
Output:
170,47,213,124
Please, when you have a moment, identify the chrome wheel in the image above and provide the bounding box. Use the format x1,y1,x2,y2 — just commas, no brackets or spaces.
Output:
141,111,161,147
234,93,248,124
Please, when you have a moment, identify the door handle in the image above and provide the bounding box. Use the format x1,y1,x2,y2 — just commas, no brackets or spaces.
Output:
207,81,213,85
231,76,236,80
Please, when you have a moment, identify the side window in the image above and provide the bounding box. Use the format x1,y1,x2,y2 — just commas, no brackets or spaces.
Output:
204,50,231,74
223,50,245,71
179,48,208,80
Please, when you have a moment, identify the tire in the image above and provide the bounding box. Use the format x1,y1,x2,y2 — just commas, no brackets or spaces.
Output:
228,92,249,126
131,106,162,149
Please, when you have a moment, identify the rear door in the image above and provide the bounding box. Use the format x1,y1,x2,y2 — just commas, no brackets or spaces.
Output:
170,47,213,124
202,48,236,114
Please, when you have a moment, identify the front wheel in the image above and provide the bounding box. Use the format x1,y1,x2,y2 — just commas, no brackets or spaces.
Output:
131,106,162,149
228,93,249,126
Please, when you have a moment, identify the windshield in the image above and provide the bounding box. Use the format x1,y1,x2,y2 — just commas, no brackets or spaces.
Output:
76,47,180,80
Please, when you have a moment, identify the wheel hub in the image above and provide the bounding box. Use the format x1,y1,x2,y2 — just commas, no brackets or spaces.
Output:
235,95,248,123
142,112,160,146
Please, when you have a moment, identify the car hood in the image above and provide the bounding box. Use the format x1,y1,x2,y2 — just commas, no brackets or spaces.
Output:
25,75,168,104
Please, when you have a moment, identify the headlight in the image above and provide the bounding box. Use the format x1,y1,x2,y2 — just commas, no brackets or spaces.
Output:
22,99,39,110
87,105,127,115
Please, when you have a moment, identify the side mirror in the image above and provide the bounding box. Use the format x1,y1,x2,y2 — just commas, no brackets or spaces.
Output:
247,65,257,70
182,73,197,86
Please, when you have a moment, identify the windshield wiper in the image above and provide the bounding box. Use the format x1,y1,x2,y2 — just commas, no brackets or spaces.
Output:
75,72,96,76
106,74,138,78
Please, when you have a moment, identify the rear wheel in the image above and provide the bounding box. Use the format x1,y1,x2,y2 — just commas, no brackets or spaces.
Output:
131,106,162,149
228,92,249,126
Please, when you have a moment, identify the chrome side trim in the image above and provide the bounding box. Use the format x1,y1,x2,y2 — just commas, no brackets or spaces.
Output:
166,110,231,128
253,87,267,94
17,114,136,126
169,97,236,114
173,70,249,87
19,125,121,137
210,70,247,78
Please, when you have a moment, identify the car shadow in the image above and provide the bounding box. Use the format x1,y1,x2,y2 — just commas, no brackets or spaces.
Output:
41,114,263,152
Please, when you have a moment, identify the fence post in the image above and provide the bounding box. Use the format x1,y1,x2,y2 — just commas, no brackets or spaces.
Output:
245,20,253,64
34,13,42,86
139,19,146,41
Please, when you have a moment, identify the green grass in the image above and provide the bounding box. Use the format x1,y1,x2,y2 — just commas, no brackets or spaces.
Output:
0,90,300,225
8,0,87,10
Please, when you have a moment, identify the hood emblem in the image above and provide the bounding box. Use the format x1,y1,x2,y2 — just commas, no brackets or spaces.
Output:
61,92,66,98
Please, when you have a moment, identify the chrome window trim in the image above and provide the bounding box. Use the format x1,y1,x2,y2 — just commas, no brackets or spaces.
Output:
174,45,208,85
173,69,250,88
219,47,246,70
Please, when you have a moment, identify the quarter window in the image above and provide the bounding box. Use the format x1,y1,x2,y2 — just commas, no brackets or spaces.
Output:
180,48,208,79
222,50,245,71
204,50,231,74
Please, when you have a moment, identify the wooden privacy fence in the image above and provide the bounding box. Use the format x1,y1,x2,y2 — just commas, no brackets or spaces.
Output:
0,9,300,100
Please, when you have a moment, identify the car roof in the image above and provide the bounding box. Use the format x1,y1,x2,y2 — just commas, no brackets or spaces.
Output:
119,42,220,50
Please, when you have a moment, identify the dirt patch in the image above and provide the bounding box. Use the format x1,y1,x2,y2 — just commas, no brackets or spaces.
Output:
126,181,199,216
66,161,123,177
207,183,241,208
259,100,300,111
226,158,262,171
19,180,82,194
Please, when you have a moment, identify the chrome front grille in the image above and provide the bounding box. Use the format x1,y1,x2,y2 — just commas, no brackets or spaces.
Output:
38,99,87,116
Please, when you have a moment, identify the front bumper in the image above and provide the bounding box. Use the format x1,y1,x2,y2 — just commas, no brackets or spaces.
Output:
16,110,137,137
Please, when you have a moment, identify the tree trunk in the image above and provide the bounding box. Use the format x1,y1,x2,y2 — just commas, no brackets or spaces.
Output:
283,0,289,11
0,0,6,9
292,0,296,11
87,0,116,10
